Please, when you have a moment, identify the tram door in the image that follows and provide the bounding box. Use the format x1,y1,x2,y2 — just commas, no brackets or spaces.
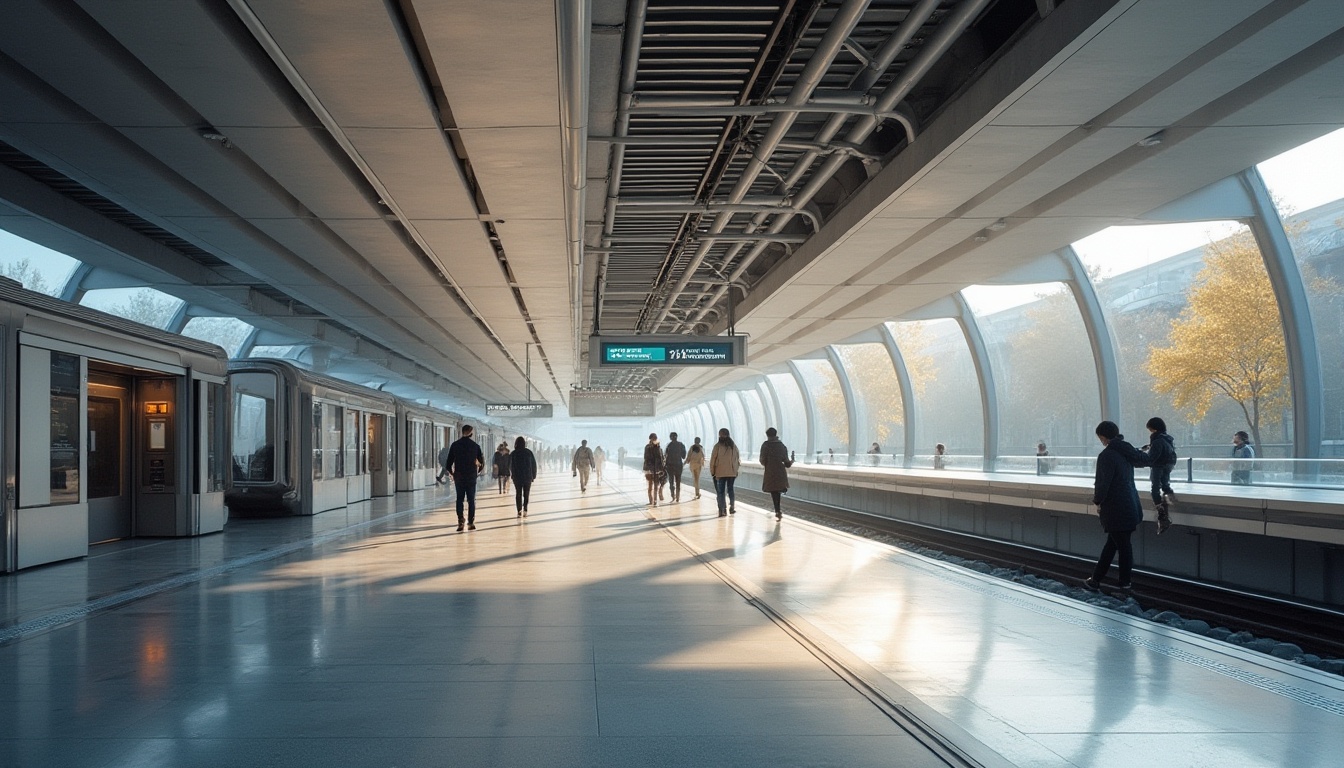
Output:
87,372,133,543
368,413,390,497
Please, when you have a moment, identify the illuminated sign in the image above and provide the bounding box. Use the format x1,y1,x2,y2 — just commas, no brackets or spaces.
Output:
589,335,746,368
485,402,554,418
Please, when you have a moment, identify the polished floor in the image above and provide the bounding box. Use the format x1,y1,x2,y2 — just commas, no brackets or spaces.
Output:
2,470,1342,767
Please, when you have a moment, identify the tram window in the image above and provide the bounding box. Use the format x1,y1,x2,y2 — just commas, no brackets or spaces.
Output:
312,402,323,480
344,408,359,476
204,382,227,493
50,352,81,505
231,372,277,484
326,404,343,479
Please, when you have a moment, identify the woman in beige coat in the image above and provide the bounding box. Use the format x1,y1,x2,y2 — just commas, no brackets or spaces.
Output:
686,437,706,498
709,428,741,516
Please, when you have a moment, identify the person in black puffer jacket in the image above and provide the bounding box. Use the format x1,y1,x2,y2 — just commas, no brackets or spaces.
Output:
1143,417,1178,534
1086,421,1150,592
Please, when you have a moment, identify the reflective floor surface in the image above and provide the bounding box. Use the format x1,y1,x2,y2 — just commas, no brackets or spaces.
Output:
5,468,1341,766
0,472,951,768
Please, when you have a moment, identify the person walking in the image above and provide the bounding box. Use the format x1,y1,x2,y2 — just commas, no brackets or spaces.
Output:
445,425,485,532
572,440,595,492
511,436,537,517
710,428,741,516
1231,430,1255,485
642,433,665,507
593,446,606,482
760,428,794,521
686,437,705,498
664,432,687,502
1143,418,1178,534
493,443,512,495
617,446,628,472
1085,421,1150,592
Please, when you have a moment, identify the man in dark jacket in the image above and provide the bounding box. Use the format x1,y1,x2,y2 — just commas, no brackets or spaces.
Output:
664,432,687,502
1143,417,1178,534
1086,421,1149,592
445,425,485,532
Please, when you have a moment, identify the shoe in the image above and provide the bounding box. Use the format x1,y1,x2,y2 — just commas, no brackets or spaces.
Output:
718,511,727,517
1164,491,1177,504
695,492,701,499
1083,577,1100,592
1157,514,1172,535
1117,583,1133,592
775,512,782,521
729,507,735,515
456,522,465,532
468,523,476,531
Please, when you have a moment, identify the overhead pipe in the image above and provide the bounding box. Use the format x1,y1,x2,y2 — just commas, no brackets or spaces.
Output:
613,201,821,230
557,0,591,383
686,0,990,329
592,0,650,341
645,0,874,331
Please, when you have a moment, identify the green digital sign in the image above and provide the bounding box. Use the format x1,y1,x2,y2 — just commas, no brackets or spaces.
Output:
589,335,746,368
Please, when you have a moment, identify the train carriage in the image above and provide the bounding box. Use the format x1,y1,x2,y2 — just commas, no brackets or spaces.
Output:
226,359,398,516
0,279,229,573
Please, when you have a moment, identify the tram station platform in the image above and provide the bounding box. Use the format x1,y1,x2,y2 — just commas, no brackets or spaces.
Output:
2,470,1342,767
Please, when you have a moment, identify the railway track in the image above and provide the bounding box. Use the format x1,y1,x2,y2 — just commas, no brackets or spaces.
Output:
735,488,1344,661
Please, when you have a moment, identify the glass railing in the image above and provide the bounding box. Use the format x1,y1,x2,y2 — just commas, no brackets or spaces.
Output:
788,452,1344,492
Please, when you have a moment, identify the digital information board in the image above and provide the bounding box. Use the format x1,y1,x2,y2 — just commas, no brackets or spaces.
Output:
589,334,746,368
485,402,554,418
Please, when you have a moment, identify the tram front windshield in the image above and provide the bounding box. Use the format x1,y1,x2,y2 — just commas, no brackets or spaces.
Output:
232,371,278,483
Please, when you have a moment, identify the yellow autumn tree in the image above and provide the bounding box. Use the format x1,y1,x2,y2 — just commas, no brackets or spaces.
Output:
1144,229,1288,447
816,324,934,447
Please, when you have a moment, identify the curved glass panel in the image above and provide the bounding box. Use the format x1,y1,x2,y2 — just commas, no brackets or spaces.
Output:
834,342,904,464
962,283,1100,461
887,319,982,468
250,345,301,359
1074,222,1291,457
698,403,720,443
766,373,807,454
723,392,748,448
80,287,183,329
706,399,730,440
793,358,848,463
1257,127,1344,455
740,388,767,456
0,231,80,297
181,316,254,357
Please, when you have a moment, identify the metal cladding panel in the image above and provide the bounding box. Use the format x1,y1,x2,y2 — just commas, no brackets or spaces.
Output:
73,0,307,128
242,0,440,129
412,220,503,288
418,0,562,130
454,127,567,222
223,126,377,220
341,128,478,219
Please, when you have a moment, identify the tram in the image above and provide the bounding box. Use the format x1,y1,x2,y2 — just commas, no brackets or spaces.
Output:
0,278,230,572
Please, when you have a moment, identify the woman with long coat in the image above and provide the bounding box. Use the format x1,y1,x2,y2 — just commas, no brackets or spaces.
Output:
642,433,665,507
1086,420,1150,591
709,428,741,516
686,438,706,499
759,428,794,520
510,436,538,517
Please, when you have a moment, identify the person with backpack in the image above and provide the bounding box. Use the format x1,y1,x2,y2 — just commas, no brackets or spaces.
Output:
511,436,538,517
642,433,665,507
1143,417,1178,534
